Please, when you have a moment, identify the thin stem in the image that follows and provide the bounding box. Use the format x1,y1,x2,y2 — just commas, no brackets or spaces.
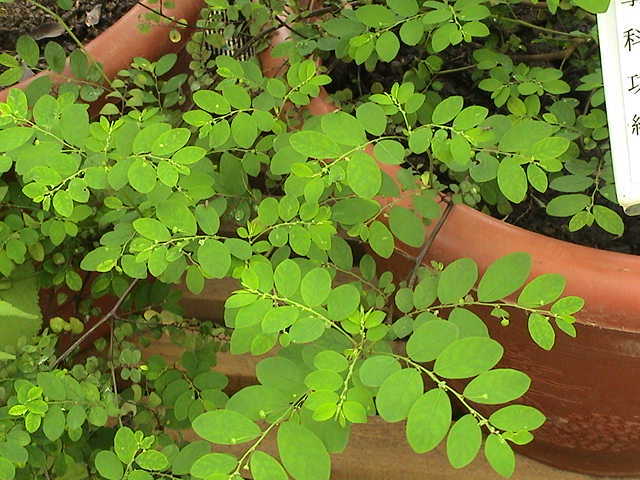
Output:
434,64,477,76
390,352,500,435
407,197,454,288
497,16,586,38
26,0,112,86
232,395,306,475
249,289,357,345
52,279,139,368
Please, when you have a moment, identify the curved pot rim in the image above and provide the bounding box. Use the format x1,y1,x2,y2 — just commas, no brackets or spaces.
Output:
0,0,205,102
259,28,640,335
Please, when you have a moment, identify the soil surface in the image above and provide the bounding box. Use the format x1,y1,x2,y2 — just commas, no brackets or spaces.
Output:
506,195,640,255
0,0,137,53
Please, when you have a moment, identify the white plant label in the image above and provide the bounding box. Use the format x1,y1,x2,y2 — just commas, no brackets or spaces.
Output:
598,0,640,214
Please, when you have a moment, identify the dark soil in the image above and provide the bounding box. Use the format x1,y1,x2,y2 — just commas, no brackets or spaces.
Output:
506,195,640,255
0,0,137,53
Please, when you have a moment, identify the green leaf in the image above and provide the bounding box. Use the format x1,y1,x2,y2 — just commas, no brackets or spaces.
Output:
546,194,590,217
44,41,66,72
16,35,39,67
95,450,124,480
356,102,387,136
398,18,423,45
152,129,192,156
305,369,343,391
484,434,515,478
173,146,206,165
497,157,527,203
376,31,400,62
250,451,288,480
193,90,231,114
0,127,33,153
477,253,532,302
517,274,566,307
327,284,360,321
593,205,624,235
277,422,331,480
347,150,381,198
389,206,424,248
434,337,503,379
197,239,231,279
135,450,169,471
551,296,584,315
437,258,478,303
406,320,459,362
356,5,397,28
387,0,419,16
52,191,73,217
463,369,531,405
195,204,220,236
262,306,299,334
343,400,368,423
133,218,170,242
321,111,366,146
290,131,340,159
231,112,258,148
314,351,349,372
374,139,405,164
453,106,488,130
528,313,555,350
128,158,156,194
192,410,261,445
300,267,332,307
573,0,610,14
489,405,546,431
274,259,301,298
190,453,237,478
0,458,15,480
376,368,423,422
36,371,65,400
43,405,65,441
408,127,432,154
114,427,138,464
66,404,86,430
527,164,548,193
81,246,119,272
432,96,464,125
369,221,394,258
222,83,251,109
447,414,482,468
88,406,108,426
157,199,197,236
406,388,451,453
448,308,488,338
359,356,401,387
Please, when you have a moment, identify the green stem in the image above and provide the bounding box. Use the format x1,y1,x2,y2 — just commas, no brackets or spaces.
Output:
26,0,112,86
389,353,500,435
232,395,306,476
248,289,357,345
421,299,567,321
497,16,585,38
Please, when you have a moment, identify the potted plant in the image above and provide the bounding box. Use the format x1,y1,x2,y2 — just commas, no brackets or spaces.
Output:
254,0,639,475
0,0,608,479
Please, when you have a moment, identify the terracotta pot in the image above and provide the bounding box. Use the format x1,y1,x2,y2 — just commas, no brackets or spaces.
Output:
0,0,205,103
260,24,640,478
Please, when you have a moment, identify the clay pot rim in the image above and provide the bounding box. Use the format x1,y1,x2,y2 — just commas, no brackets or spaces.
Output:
0,0,204,102
259,28,640,334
